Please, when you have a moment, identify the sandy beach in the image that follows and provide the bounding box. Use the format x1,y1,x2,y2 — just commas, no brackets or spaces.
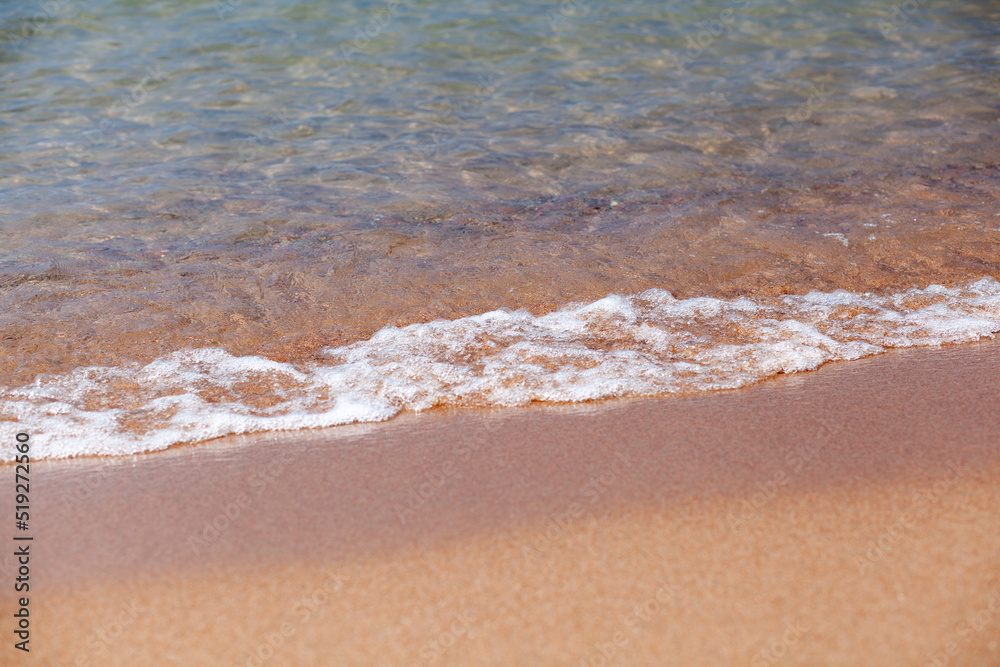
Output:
2,339,998,665
5,1,1000,665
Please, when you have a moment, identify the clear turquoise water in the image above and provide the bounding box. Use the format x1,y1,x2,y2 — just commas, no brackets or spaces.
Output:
2,0,1000,458
2,0,998,232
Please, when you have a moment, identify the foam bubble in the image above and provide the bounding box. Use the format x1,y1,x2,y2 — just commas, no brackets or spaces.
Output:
3,278,999,460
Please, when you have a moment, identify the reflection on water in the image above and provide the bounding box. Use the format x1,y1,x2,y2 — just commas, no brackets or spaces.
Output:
1,0,999,382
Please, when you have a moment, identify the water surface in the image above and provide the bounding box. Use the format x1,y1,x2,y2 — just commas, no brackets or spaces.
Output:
2,0,999,456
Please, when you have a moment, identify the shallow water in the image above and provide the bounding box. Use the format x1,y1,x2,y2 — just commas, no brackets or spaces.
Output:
2,0,999,457
4,278,1000,459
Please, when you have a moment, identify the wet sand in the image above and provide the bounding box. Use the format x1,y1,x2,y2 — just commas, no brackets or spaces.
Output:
3,340,1000,665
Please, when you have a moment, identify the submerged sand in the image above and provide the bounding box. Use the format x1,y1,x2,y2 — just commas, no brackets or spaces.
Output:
4,163,1000,386
2,340,1000,665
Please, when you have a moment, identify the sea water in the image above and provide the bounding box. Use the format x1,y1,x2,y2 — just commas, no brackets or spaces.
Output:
2,0,999,458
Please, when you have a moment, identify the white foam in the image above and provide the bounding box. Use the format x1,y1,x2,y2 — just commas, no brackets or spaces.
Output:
3,278,1000,460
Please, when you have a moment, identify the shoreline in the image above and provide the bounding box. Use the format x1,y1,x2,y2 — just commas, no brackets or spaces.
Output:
7,276,1000,462
4,339,1000,664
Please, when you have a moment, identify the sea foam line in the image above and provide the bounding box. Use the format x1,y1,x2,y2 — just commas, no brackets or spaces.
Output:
2,278,999,460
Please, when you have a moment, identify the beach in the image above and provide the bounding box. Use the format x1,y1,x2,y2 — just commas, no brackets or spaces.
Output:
3,0,1000,663
4,339,998,665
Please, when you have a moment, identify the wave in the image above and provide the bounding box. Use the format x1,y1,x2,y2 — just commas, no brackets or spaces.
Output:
3,277,999,460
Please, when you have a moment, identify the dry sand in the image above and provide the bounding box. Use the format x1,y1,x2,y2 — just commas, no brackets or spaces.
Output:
3,340,1000,665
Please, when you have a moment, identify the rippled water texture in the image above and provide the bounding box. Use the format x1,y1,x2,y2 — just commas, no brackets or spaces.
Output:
2,0,999,386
